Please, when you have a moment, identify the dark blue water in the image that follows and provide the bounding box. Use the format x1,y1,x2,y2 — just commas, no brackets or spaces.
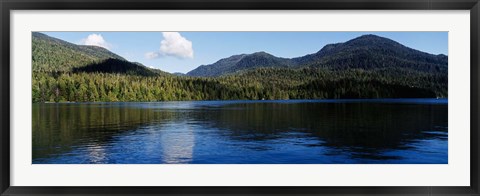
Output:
32,99,448,164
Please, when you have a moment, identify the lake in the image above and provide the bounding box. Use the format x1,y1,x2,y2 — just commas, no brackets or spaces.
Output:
32,99,448,164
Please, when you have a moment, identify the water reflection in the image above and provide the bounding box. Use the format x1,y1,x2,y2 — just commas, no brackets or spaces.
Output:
32,99,447,164
159,124,195,164
86,144,107,163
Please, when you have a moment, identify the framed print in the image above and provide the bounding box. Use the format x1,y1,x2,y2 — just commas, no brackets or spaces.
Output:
1,0,479,195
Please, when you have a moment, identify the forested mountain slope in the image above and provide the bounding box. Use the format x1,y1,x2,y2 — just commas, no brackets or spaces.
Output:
33,32,126,72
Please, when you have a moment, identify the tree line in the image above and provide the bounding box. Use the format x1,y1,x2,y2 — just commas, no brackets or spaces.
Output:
32,67,447,103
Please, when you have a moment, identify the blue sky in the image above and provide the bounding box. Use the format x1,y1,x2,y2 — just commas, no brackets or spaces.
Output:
40,32,448,74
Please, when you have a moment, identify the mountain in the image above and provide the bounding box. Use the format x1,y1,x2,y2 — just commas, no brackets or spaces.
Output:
32,32,126,72
187,34,447,77
187,52,293,77
32,32,162,76
293,34,448,72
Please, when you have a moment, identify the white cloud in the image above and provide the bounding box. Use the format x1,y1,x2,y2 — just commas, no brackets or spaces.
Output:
79,34,111,49
160,32,194,58
145,32,194,59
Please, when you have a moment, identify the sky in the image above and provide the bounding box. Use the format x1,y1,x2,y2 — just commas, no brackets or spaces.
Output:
41,32,448,74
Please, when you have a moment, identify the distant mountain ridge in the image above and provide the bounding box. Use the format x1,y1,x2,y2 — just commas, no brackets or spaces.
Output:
187,52,294,77
187,34,448,77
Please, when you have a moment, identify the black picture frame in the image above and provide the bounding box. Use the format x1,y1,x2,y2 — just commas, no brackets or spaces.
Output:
1,0,479,195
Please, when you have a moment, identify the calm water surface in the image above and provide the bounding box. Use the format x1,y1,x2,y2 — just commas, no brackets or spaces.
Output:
32,99,448,164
